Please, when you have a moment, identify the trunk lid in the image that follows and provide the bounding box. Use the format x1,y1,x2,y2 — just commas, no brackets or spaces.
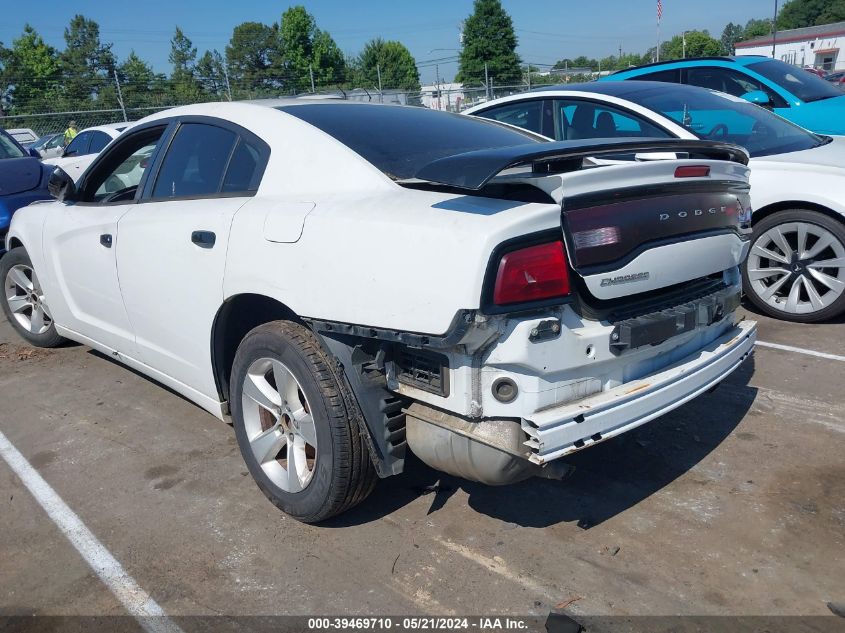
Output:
556,158,751,301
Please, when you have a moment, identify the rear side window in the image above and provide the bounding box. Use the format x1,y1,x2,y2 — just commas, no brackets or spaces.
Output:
222,139,262,193
152,123,237,198
477,100,544,135
630,69,682,83
89,131,112,153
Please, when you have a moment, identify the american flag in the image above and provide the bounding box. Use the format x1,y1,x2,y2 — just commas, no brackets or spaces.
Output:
657,0,663,22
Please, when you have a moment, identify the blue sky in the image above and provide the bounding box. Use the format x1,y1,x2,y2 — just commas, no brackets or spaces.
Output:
0,0,778,84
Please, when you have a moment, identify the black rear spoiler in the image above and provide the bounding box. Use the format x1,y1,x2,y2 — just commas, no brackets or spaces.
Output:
412,138,749,191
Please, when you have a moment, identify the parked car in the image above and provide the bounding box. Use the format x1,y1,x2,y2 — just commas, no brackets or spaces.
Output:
6,128,39,147
0,129,52,251
1,101,756,522
43,122,131,181
603,56,845,136
466,81,845,323
29,133,65,159
803,66,827,78
825,71,845,90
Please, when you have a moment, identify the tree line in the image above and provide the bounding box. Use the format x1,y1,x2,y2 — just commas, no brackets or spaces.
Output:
0,6,421,116
552,0,845,75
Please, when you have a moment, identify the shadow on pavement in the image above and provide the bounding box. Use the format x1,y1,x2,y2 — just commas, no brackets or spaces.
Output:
327,355,759,529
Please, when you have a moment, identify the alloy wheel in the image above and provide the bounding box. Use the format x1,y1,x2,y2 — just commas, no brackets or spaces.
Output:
241,357,318,493
4,264,53,335
747,221,845,316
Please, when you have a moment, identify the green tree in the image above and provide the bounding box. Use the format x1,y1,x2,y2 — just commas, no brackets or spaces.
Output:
116,51,159,108
280,6,346,91
59,15,116,107
457,0,522,86
169,26,202,103
353,38,420,90
778,0,845,28
225,22,281,94
3,25,60,113
743,18,773,40
196,49,227,98
720,22,746,54
661,30,723,60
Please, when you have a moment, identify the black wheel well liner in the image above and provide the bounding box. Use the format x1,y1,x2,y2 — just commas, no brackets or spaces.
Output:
752,201,844,227
210,294,300,404
209,294,407,477
6,236,23,251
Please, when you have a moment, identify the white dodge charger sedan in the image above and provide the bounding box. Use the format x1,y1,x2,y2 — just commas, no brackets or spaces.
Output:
466,82,845,323
43,122,132,182
2,101,756,522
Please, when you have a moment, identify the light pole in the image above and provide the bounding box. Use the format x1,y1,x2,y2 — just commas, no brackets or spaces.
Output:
772,0,779,59
683,31,688,59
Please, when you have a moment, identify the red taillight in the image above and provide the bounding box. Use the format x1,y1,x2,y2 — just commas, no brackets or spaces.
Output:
674,165,711,178
493,241,570,306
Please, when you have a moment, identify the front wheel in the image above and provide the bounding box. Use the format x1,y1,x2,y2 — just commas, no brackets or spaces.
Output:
1,247,66,347
230,320,376,523
743,210,845,323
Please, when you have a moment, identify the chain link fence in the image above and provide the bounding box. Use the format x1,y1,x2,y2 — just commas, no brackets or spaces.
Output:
0,72,591,138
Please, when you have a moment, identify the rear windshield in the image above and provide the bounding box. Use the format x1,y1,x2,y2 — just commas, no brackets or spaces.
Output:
277,103,539,180
748,60,843,103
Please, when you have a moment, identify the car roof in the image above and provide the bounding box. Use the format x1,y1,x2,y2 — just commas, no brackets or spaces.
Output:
80,122,133,135
530,80,708,99
610,55,770,76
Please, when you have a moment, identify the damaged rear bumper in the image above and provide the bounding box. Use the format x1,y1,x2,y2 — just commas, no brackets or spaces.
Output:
522,319,756,464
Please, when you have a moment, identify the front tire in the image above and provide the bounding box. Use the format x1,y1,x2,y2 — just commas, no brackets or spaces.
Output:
743,210,845,323
230,320,376,523
1,247,65,347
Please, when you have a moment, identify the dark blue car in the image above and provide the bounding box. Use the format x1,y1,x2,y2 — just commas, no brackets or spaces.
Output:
0,128,53,251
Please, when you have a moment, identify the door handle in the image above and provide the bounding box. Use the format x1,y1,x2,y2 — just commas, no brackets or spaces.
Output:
191,230,216,249
100,234,113,248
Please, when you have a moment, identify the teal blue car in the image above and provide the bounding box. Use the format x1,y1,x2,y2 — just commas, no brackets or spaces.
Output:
603,56,845,136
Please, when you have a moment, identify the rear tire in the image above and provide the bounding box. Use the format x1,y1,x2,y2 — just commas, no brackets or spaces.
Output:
743,209,845,323
230,320,377,523
1,247,65,347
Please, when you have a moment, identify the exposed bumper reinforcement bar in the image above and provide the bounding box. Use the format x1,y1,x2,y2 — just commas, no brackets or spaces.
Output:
522,320,756,464
609,285,742,354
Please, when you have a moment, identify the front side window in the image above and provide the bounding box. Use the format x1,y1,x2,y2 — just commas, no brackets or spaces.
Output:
81,126,166,203
686,67,787,108
152,123,238,199
554,100,671,141
64,132,91,157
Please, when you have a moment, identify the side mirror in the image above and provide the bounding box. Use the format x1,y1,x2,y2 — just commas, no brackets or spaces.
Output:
741,90,772,106
48,167,78,202
63,148,77,158
28,147,41,159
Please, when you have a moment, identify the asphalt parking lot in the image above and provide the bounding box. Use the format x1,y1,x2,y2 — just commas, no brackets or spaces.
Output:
1,305,843,626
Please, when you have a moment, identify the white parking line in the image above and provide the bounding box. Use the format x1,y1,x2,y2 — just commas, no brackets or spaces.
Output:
0,429,184,633
756,340,845,363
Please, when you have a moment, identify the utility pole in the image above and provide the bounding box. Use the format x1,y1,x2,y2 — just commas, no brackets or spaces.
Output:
222,63,233,101
484,62,490,100
376,63,383,103
113,69,127,122
309,64,315,93
772,0,779,59
526,64,531,90
683,31,687,59
435,63,441,110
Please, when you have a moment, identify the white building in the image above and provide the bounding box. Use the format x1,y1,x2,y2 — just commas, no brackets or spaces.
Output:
735,21,845,71
420,82,467,112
